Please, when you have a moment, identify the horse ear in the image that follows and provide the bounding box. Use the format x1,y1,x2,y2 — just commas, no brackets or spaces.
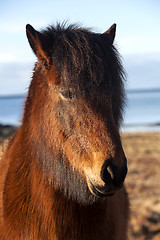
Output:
26,24,50,67
104,23,116,44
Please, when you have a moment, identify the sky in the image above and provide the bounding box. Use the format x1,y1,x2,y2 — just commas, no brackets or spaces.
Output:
0,0,160,95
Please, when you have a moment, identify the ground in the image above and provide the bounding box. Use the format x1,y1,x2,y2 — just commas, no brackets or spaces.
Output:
0,126,160,239
122,132,160,239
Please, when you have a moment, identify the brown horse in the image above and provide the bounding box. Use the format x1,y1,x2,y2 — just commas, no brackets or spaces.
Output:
0,23,129,239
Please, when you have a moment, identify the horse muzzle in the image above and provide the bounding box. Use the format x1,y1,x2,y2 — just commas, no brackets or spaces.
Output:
86,157,128,197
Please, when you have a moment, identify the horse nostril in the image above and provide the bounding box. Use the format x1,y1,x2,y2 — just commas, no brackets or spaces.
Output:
100,158,128,188
100,159,113,185
100,166,113,185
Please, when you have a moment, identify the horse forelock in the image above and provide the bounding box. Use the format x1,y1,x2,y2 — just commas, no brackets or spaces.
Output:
39,23,126,126
41,23,124,85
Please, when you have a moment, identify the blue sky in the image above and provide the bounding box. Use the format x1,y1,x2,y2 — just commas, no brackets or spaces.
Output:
0,0,160,95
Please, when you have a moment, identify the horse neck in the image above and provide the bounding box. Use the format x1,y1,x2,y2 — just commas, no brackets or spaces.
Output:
29,165,109,240
28,158,108,240
3,131,109,240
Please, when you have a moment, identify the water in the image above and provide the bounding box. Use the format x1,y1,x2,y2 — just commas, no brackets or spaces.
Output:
0,90,160,132
122,89,160,132
0,95,25,125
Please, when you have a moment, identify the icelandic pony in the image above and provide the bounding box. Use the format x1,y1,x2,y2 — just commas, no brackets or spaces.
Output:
0,23,129,239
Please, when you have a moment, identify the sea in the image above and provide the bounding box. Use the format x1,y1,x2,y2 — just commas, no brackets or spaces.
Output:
0,89,160,132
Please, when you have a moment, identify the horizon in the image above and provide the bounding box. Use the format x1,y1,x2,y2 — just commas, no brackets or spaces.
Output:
1,87,160,98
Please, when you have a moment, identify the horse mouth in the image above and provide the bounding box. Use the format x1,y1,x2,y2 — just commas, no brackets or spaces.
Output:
86,177,117,198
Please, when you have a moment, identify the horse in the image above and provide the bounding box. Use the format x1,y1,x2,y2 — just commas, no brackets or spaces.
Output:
0,22,129,239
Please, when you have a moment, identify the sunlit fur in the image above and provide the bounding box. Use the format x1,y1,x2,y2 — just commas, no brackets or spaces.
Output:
0,23,129,239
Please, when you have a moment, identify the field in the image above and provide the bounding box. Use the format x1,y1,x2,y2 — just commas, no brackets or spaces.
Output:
0,127,160,239
122,132,160,239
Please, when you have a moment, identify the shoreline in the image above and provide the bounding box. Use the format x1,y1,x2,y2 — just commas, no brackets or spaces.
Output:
1,123,160,145
1,123,160,143
0,123,17,137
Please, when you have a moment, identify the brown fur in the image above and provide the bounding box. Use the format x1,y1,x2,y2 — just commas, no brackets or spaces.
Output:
0,23,129,239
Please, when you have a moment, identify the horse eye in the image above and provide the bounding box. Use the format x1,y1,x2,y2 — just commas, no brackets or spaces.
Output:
59,89,75,100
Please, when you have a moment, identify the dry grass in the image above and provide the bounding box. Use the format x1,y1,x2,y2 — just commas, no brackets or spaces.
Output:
122,132,160,239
